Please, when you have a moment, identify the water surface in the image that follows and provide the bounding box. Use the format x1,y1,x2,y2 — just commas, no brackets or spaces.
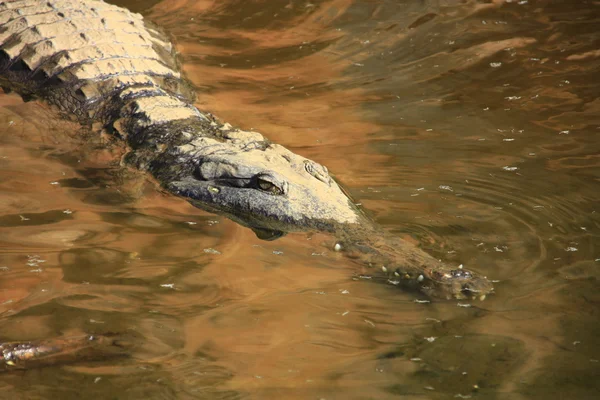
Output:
1,0,599,399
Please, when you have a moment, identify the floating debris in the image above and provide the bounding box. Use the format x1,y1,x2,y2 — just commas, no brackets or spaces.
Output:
490,62,502,68
203,248,221,255
27,255,46,267
160,283,175,289
272,250,284,255
457,303,472,308
63,209,73,214
424,337,437,343
565,247,578,252
439,185,454,191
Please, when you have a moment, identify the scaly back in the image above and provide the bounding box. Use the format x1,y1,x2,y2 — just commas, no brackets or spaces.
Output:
0,0,205,133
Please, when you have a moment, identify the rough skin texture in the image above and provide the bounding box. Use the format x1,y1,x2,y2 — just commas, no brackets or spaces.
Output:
0,0,494,302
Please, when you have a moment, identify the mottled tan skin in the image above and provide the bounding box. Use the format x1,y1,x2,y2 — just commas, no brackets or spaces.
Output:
0,1,493,301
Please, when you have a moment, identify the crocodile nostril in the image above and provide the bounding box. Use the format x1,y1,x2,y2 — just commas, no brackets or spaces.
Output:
304,160,331,185
451,269,473,279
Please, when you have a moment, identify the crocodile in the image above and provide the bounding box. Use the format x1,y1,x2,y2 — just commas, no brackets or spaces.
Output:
0,333,133,371
0,0,494,301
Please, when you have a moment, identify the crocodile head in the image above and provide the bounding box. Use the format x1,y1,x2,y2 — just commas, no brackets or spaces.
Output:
165,129,362,240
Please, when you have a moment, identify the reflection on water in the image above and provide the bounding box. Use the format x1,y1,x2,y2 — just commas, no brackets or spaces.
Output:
1,0,598,398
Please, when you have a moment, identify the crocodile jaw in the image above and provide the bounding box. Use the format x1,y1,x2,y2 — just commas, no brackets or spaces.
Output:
162,137,362,237
168,173,361,237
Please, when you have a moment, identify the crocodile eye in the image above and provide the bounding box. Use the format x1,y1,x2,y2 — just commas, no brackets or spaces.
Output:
256,177,283,195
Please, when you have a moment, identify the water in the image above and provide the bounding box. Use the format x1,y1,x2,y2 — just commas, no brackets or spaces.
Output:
1,0,599,398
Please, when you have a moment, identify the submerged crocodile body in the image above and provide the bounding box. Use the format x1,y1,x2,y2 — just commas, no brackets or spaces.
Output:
1,334,133,371
0,0,494,369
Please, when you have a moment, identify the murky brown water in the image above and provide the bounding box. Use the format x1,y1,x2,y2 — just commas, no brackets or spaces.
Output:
1,0,599,398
